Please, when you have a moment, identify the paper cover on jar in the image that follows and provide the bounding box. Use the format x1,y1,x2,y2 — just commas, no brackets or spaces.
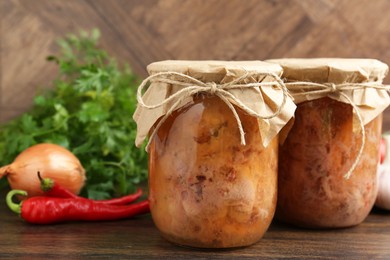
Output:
266,58,390,127
133,60,297,149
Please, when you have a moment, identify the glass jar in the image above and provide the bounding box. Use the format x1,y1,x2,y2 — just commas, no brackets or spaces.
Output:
278,97,382,228
134,60,296,247
267,58,389,228
148,95,278,248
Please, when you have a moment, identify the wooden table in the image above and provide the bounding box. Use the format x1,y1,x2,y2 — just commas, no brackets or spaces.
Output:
0,191,389,259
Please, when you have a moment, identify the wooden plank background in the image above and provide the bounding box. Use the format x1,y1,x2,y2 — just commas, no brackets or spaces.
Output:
2,0,390,129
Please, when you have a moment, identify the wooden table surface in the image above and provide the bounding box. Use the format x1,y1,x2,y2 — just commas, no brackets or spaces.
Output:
1,190,389,259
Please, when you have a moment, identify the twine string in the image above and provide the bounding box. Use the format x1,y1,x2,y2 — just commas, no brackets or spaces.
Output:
286,81,390,96
285,81,390,179
137,72,389,179
136,71,290,151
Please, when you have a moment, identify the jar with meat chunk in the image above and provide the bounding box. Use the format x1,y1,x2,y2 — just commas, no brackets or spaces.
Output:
267,58,390,228
133,60,296,247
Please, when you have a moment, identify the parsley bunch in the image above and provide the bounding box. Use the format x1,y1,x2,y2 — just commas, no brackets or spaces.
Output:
0,30,148,199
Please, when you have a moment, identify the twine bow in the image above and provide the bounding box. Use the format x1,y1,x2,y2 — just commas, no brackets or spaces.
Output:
286,81,390,179
137,71,290,151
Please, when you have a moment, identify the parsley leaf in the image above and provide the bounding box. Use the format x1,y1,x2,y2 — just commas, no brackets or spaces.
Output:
0,30,147,199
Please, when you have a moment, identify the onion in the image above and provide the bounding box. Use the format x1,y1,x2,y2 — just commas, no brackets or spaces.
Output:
0,143,86,197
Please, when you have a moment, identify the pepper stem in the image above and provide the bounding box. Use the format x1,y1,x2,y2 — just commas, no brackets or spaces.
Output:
37,171,54,192
6,189,27,215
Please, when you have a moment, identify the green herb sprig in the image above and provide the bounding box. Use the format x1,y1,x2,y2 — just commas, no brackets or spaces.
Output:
0,29,147,199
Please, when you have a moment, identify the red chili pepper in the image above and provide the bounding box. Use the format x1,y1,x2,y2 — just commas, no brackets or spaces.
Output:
38,171,142,205
6,189,150,224
380,138,386,164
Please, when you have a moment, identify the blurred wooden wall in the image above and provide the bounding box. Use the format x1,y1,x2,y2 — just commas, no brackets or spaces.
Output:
2,0,390,129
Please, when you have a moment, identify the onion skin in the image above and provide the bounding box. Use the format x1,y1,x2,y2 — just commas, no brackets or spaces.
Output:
0,143,86,198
